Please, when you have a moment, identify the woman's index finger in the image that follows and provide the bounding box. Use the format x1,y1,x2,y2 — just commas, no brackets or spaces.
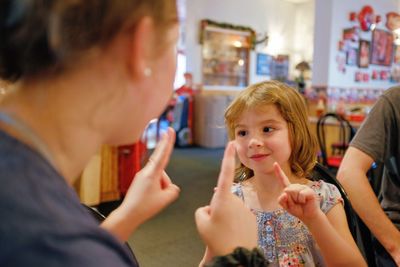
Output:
215,142,236,194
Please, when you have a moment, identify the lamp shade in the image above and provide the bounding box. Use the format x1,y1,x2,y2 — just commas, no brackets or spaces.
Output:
295,61,311,71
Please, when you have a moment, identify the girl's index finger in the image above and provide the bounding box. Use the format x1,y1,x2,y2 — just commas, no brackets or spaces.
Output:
274,162,291,187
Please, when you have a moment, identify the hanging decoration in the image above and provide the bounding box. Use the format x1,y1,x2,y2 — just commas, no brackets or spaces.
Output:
199,19,257,49
358,5,375,31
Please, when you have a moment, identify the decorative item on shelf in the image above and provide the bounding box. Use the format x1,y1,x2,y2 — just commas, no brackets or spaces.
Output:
362,73,370,82
316,90,327,117
385,12,400,31
336,52,346,74
391,65,400,82
295,61,310,94
371,70,379,80
358,5,375,31
355,71,363,82
394,45,400,64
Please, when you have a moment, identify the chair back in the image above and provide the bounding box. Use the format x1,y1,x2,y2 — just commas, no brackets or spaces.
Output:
311,163,376,267
316,113,356,169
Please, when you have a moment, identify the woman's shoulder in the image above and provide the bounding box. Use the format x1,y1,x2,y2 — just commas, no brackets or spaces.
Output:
308,180,343,213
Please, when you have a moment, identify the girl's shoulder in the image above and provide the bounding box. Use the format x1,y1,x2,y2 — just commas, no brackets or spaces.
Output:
308,180,343,213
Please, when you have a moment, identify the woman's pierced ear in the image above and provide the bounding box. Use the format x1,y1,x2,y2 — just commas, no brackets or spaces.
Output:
144,67,152,77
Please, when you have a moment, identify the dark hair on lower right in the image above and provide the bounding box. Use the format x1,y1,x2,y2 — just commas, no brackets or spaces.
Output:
0,0,177,82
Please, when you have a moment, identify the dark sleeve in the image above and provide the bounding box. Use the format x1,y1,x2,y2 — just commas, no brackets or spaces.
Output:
350,93,395,163
6,235,137,267
205,247,267,267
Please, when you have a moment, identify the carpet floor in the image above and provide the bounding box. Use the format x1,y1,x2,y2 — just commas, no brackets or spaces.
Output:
126,146,225,267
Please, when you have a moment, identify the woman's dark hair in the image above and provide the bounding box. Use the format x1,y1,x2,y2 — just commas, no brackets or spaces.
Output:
0,0,178,81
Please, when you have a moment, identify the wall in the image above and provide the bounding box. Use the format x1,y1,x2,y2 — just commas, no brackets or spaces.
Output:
185,0,315,89
313,0,400,89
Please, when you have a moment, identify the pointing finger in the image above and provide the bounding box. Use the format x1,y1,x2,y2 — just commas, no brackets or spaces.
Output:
146,127,175,175
215,142,236,195
274,162,291,187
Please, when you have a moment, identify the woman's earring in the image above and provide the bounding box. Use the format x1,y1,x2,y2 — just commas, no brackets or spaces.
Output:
144,67,152,77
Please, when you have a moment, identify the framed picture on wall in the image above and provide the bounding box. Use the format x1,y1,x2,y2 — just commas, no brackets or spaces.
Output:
370,29,394,66
256,53,272,76
346,48,358,66
358,40,370,68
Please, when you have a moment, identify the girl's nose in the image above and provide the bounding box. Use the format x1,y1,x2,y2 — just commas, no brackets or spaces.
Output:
248,136,263,148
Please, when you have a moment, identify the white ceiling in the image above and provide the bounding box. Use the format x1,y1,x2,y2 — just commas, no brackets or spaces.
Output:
285,0,311,3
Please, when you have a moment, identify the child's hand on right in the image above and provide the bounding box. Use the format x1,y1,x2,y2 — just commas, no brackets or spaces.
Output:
274,162,321,224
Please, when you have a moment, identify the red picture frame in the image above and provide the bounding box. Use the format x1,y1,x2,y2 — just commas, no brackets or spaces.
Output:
370,29,394,66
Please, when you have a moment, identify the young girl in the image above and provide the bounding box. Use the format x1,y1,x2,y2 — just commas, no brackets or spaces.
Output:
224,81,366,266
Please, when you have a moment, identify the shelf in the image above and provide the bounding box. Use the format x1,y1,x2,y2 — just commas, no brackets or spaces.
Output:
203,72,247,78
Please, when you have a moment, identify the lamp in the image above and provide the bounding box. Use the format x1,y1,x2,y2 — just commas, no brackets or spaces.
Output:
295,61,310,94
295,61,311,72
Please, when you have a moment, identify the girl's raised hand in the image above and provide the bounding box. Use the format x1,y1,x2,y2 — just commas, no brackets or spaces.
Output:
275,162,321,223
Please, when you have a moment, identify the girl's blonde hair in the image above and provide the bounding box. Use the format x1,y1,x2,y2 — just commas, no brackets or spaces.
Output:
224,80,318,180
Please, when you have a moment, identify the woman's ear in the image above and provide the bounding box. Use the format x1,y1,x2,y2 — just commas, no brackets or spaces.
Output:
126,17,155,80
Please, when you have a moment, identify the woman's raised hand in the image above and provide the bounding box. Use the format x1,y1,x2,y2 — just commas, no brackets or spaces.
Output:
124,127,180,224
195,142,257,260
102,127,180,241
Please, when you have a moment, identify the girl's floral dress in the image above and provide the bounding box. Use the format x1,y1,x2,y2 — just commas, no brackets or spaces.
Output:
232,180,343,267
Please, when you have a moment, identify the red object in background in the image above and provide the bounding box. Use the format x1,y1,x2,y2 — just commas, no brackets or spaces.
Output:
372,70,379,80
349,12,357,21
362,73,369,82
355,71,363,82
175,85,194,96
118,141,147,196
380,70,388,80
375,15,381,24
348,114,365,122
358,5,374,31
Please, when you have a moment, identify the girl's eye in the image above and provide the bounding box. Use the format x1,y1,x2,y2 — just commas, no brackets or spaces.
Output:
237,130,247,137
263,127,273,133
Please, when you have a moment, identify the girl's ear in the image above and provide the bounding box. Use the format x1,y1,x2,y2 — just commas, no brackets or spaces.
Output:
126,17,155,80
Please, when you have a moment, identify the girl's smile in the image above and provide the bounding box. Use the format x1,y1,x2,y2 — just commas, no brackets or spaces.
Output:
234,104,292,175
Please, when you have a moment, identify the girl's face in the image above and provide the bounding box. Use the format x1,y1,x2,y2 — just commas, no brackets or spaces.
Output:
234,104,292,175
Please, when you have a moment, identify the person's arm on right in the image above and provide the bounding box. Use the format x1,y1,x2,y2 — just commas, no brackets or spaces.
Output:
337,147,400,265
275,163,366,266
